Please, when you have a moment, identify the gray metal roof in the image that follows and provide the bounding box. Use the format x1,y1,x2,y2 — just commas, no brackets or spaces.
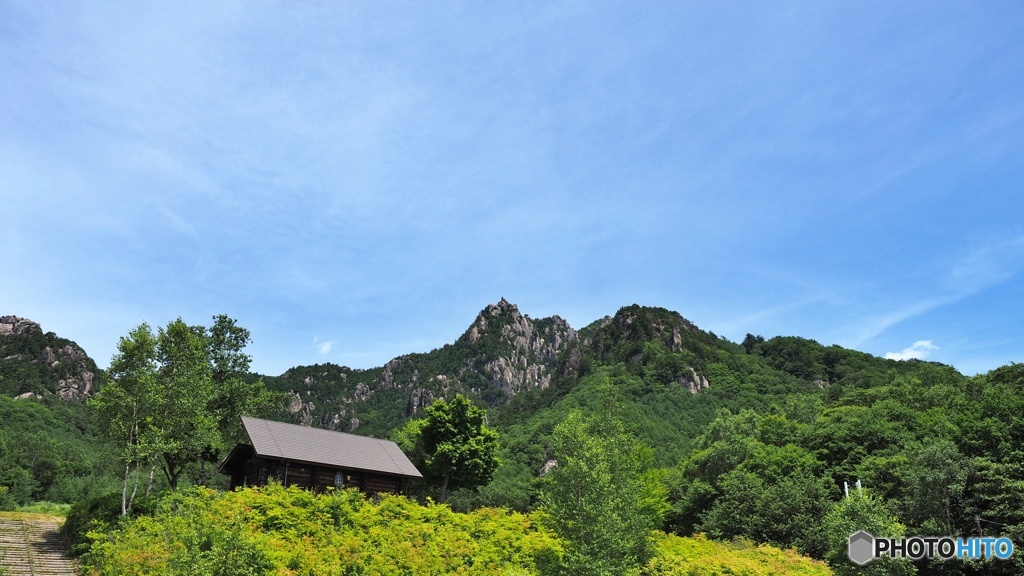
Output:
240,416,422,478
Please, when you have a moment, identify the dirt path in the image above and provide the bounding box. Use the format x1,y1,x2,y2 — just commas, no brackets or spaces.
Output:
0,514,78,576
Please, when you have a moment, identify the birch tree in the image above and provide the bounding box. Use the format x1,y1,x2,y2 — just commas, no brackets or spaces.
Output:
92,323,160,515
94,315,267,506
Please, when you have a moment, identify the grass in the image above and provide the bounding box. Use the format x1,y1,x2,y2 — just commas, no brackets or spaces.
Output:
0,510,67,524
16,501,71,517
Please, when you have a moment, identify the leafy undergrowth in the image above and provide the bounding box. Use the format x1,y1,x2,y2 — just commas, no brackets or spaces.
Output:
81,484,831,575
646,533,832,576
0,510,67,523
16,501,72,516
83,483,562,575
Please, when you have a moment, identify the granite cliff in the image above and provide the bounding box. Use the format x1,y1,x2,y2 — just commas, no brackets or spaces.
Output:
0,315,99,401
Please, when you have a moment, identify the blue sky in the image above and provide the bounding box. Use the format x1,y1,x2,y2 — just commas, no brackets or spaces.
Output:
2,2,1022,376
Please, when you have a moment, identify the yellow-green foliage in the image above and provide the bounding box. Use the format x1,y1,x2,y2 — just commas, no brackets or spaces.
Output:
84,483,562,575
645,533,833,576
82,484,830,576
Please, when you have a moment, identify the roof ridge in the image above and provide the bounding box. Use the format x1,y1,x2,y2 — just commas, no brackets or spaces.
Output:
378,437,407,475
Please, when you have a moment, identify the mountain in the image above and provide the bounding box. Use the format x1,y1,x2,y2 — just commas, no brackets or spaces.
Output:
10,302,1022,576
262,299,930,456
0,317,109,508
259,300,951,499
262,298,581,437
0,316,101,401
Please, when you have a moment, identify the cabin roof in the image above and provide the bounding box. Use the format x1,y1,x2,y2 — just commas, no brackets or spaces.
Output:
231,416,422,478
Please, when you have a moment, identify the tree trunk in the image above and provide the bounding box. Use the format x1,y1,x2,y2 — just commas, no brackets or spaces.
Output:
145,464,156,497
127,462,141,513
440,474,450,502
121,463,131,516
162,462,179,490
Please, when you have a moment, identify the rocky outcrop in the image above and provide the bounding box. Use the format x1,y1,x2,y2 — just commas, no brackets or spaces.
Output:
52,344,95,400
286,391,317,426
269,299,583,429
463,298,579,398
677,368,710,394
407,387,435,416
0,316,41,337
308,299,583,415
556,343,584,381
670,327,683,352
379,356,409,389
0,316,98,401
57,371,95,401
352,383,372,403
540,459,558,476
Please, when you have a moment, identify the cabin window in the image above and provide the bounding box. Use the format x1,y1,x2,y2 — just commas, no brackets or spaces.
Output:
335,471,343,488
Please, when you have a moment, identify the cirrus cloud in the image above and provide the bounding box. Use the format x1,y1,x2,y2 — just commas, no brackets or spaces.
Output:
885,340,938,361
313,336,335,355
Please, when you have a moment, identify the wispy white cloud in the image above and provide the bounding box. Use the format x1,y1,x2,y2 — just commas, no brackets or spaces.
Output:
847,235,1024,347
886,340,938,361
943,235,1024,294
313,336,335,355
847,298,948,347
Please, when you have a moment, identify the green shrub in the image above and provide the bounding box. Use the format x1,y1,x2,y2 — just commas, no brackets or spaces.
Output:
84,483,563,575
646,533,833,576
79,483,831,575
0,486,13,512
63,490,125,555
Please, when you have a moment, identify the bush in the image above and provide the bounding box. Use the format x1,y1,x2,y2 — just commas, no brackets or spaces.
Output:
63,490,137,555
646,533,833,576
44,472,121,505
78,483,832,575
83,483,563,575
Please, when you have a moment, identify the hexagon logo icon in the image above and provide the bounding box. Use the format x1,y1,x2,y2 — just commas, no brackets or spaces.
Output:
849,530,875,565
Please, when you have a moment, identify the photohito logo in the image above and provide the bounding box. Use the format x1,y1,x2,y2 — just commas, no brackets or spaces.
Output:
848,531,1014,564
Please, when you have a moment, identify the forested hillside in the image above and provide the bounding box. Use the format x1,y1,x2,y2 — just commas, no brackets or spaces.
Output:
0,316,100,400
0,316,114,509
258,301,1024,575
3,303,1023,574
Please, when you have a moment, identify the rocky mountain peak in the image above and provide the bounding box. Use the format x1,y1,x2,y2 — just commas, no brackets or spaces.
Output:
0,316,42,337
460,300,580,398
1,315,98,401
485,297,520,317
265,300,730,434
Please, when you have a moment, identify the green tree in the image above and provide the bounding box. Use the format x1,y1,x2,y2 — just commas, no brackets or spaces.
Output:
896,439,968,535
91,323,160,515
698,445,832,556
416,394,500,502
960,454,1024,575
821,490,915,576
741,333,764,354
203,315,276,482
152,318,219,490
539,409,667,576
93,316,265,498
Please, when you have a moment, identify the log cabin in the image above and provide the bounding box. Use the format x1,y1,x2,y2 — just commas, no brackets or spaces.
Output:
218,416,422,494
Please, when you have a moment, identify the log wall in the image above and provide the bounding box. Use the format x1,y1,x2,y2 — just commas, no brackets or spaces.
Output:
233,457,406,495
